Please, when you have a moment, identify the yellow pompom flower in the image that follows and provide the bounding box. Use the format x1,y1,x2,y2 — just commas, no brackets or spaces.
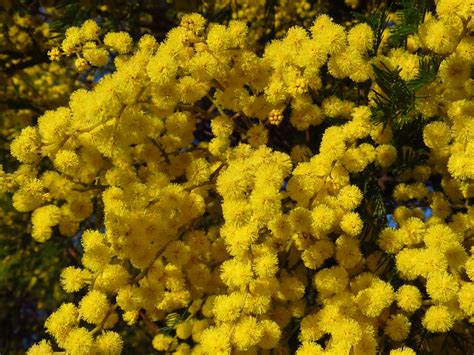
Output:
376,144,397,168
48,47,61,61
174,343,191,354
186,158,210,185
212,292,244,322
94,264,130,293
347,23,374,53
311,204,336,234
211,115,234,137
60,266,91,293
466,257,474,281
299,314,323,343
104,32,133,54
152,333,176,352
176,320,193,339
296,342,325,355
79,290,110,324
54,150,80,174
438,54,471,87
95,331,123,355
31,204,61,242
10,126,41,164
290,145,312,164
257,320,281,349
370,123,393,145
456,36,474,63
310,15,346,55
200,325,232,354
61,26,81,54
424,224,460,252
422,305,454,332
390,347,416,355
63,328,94,355
301,239,334,269
384,314,411,341
246,125,269,148
253,252,279,278
147,53,178,86
314,266,348,296
178,76,208,104
341,147,370,172
331,318,362,352
180,13,206,35
232,316,263,351
80,19,100,41
335,235,363,269
220,258,253,289
419,18,459,55
458,283,474,316
448,152,474,180
423,121,451,149
83,46,109,67
26,340,54,355
45,303,79,346
426,272,459,302
340,212,363,236
37,107,71,145
378,227,404,254
337,184,363,210
355,279,394,317
75,57,90,73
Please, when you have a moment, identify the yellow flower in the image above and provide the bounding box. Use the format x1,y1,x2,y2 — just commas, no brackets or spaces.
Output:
60,267,91,293
152,333,176,352
79,290,110,324
314,266,349,296
104,32,133,54
347,23,374,53
423,121,451,149
26,340,54,355
95,331,123,355
340,212,363,236
232,316,263,350
63,328,94,355
426,272,459,302
80,19,100,41
390,347,416,355
10,126,41,163
458,283,474,316
422,305,454,332
384,314,411,341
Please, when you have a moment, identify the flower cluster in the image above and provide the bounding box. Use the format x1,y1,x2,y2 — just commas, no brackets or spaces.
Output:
3,1,472,354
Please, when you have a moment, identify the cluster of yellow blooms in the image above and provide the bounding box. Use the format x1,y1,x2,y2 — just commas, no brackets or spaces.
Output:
2,0,473,353
189,0,320,44
47,18,133,72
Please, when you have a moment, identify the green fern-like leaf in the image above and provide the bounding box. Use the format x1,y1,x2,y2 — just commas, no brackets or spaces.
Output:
407,55,442,92
371,62,415,129
389,0,429,47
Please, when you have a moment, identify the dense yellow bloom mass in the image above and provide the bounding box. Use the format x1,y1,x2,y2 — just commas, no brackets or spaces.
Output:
2,1,471,353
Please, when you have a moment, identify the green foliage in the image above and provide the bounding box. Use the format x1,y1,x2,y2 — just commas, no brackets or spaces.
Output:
407,55,442,92
369,53,441,181
354,164,387,247
371,62,415,129
389,0,430,48
371,55,441,130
